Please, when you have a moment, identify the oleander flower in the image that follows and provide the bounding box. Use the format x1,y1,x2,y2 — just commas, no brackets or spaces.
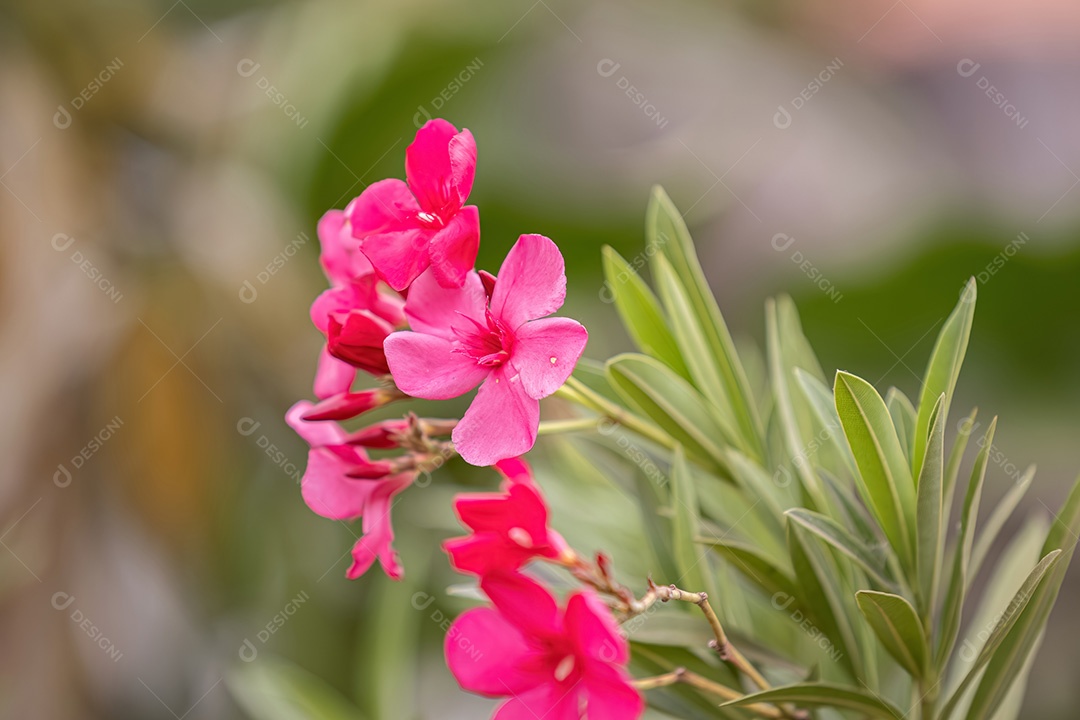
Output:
446,571,643,720
347,119,480,291
286,400,413,580
443,460,572,576
384,234,588,466
310,207,405,401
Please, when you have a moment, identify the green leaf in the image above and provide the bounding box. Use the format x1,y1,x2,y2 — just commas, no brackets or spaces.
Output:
833,371,916,569
600,246,690,379
937,417,997,668
647,186,764,457
700,538,799,602
228,656,365,720
970,465,1035,581
887,388,918,466
964,475,1080,720
653,253,751,455
793,369,858,479
855,590,929,678
943,408,979,516
720,682,904,719
937,549,1062,719
787,521,861,677
915,394,946,615
785,509,897,591
670,445,712,596
606,353,731,475
912,278,976,474
767,298,829,510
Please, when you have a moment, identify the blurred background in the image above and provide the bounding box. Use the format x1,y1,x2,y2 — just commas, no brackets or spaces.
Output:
3,0,1080,717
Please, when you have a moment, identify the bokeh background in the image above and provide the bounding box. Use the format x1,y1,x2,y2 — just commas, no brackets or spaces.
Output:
3,0,1080,717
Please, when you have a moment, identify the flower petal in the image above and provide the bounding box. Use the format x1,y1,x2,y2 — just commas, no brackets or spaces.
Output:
317,209,372,284
314,345,356,399
445,607,541,696
494,456,534,486
452,369,539,467
347,474,412,580
405,119,463,217
358,227,434,292
301,446,371,520
584,663,643,720
346,178,420,237
327,311,393,375
301,389,399,421
384,332,487,399
448,129,477,202
404,268,487,341
564,592,629,665
428,205,480,288
511,317,588,400
480,571,561,639
492,683,582,720
286,400,349,447
490,234,567,328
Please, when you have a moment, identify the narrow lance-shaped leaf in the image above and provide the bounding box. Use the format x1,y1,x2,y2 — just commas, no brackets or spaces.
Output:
700,537,800,603
600,246,691,379
647,186,764,457
767,298,829,510
787,521,861,678
912,278,976,474
721,683,904,720
834,371,916,570
855,590,929,678
606,353,733,476
794,369,858,478
937,549,1063,719
785,509,897,591
887,388,917,466
669,445,713,599
916,394,945,617
964,475,1080,720
937,417,997,668
653,253,747,455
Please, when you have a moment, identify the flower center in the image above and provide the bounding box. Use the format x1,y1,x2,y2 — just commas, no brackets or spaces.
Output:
452,310,514,368
553,654,576,682
507,527,532,547
415,210,444,229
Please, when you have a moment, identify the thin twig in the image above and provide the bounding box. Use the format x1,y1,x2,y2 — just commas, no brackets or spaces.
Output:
633,668,785,719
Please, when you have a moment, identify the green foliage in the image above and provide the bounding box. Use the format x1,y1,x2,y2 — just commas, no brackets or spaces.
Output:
568,186,1079,719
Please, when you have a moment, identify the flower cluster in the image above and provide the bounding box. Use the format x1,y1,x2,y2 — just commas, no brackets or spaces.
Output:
289,119,641,720
442,459,643,719
288,119,588,580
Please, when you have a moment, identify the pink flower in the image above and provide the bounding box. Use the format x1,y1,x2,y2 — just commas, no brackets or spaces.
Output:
446,572,643,720
443,465,572,576
310,208,405,401
384,234,588,466
347,119,480,291
286,401,413,580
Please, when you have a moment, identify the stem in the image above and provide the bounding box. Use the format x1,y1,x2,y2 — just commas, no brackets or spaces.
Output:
651,584,771,693
537,417,601,435
633,668,785,719
556,376,675,451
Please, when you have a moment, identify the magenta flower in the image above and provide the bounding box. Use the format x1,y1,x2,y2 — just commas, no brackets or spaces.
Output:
443,469,572,576
384,234,588,466
446,572,643,720
310,208,405,400
286,401,413,580
347,119,480,291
